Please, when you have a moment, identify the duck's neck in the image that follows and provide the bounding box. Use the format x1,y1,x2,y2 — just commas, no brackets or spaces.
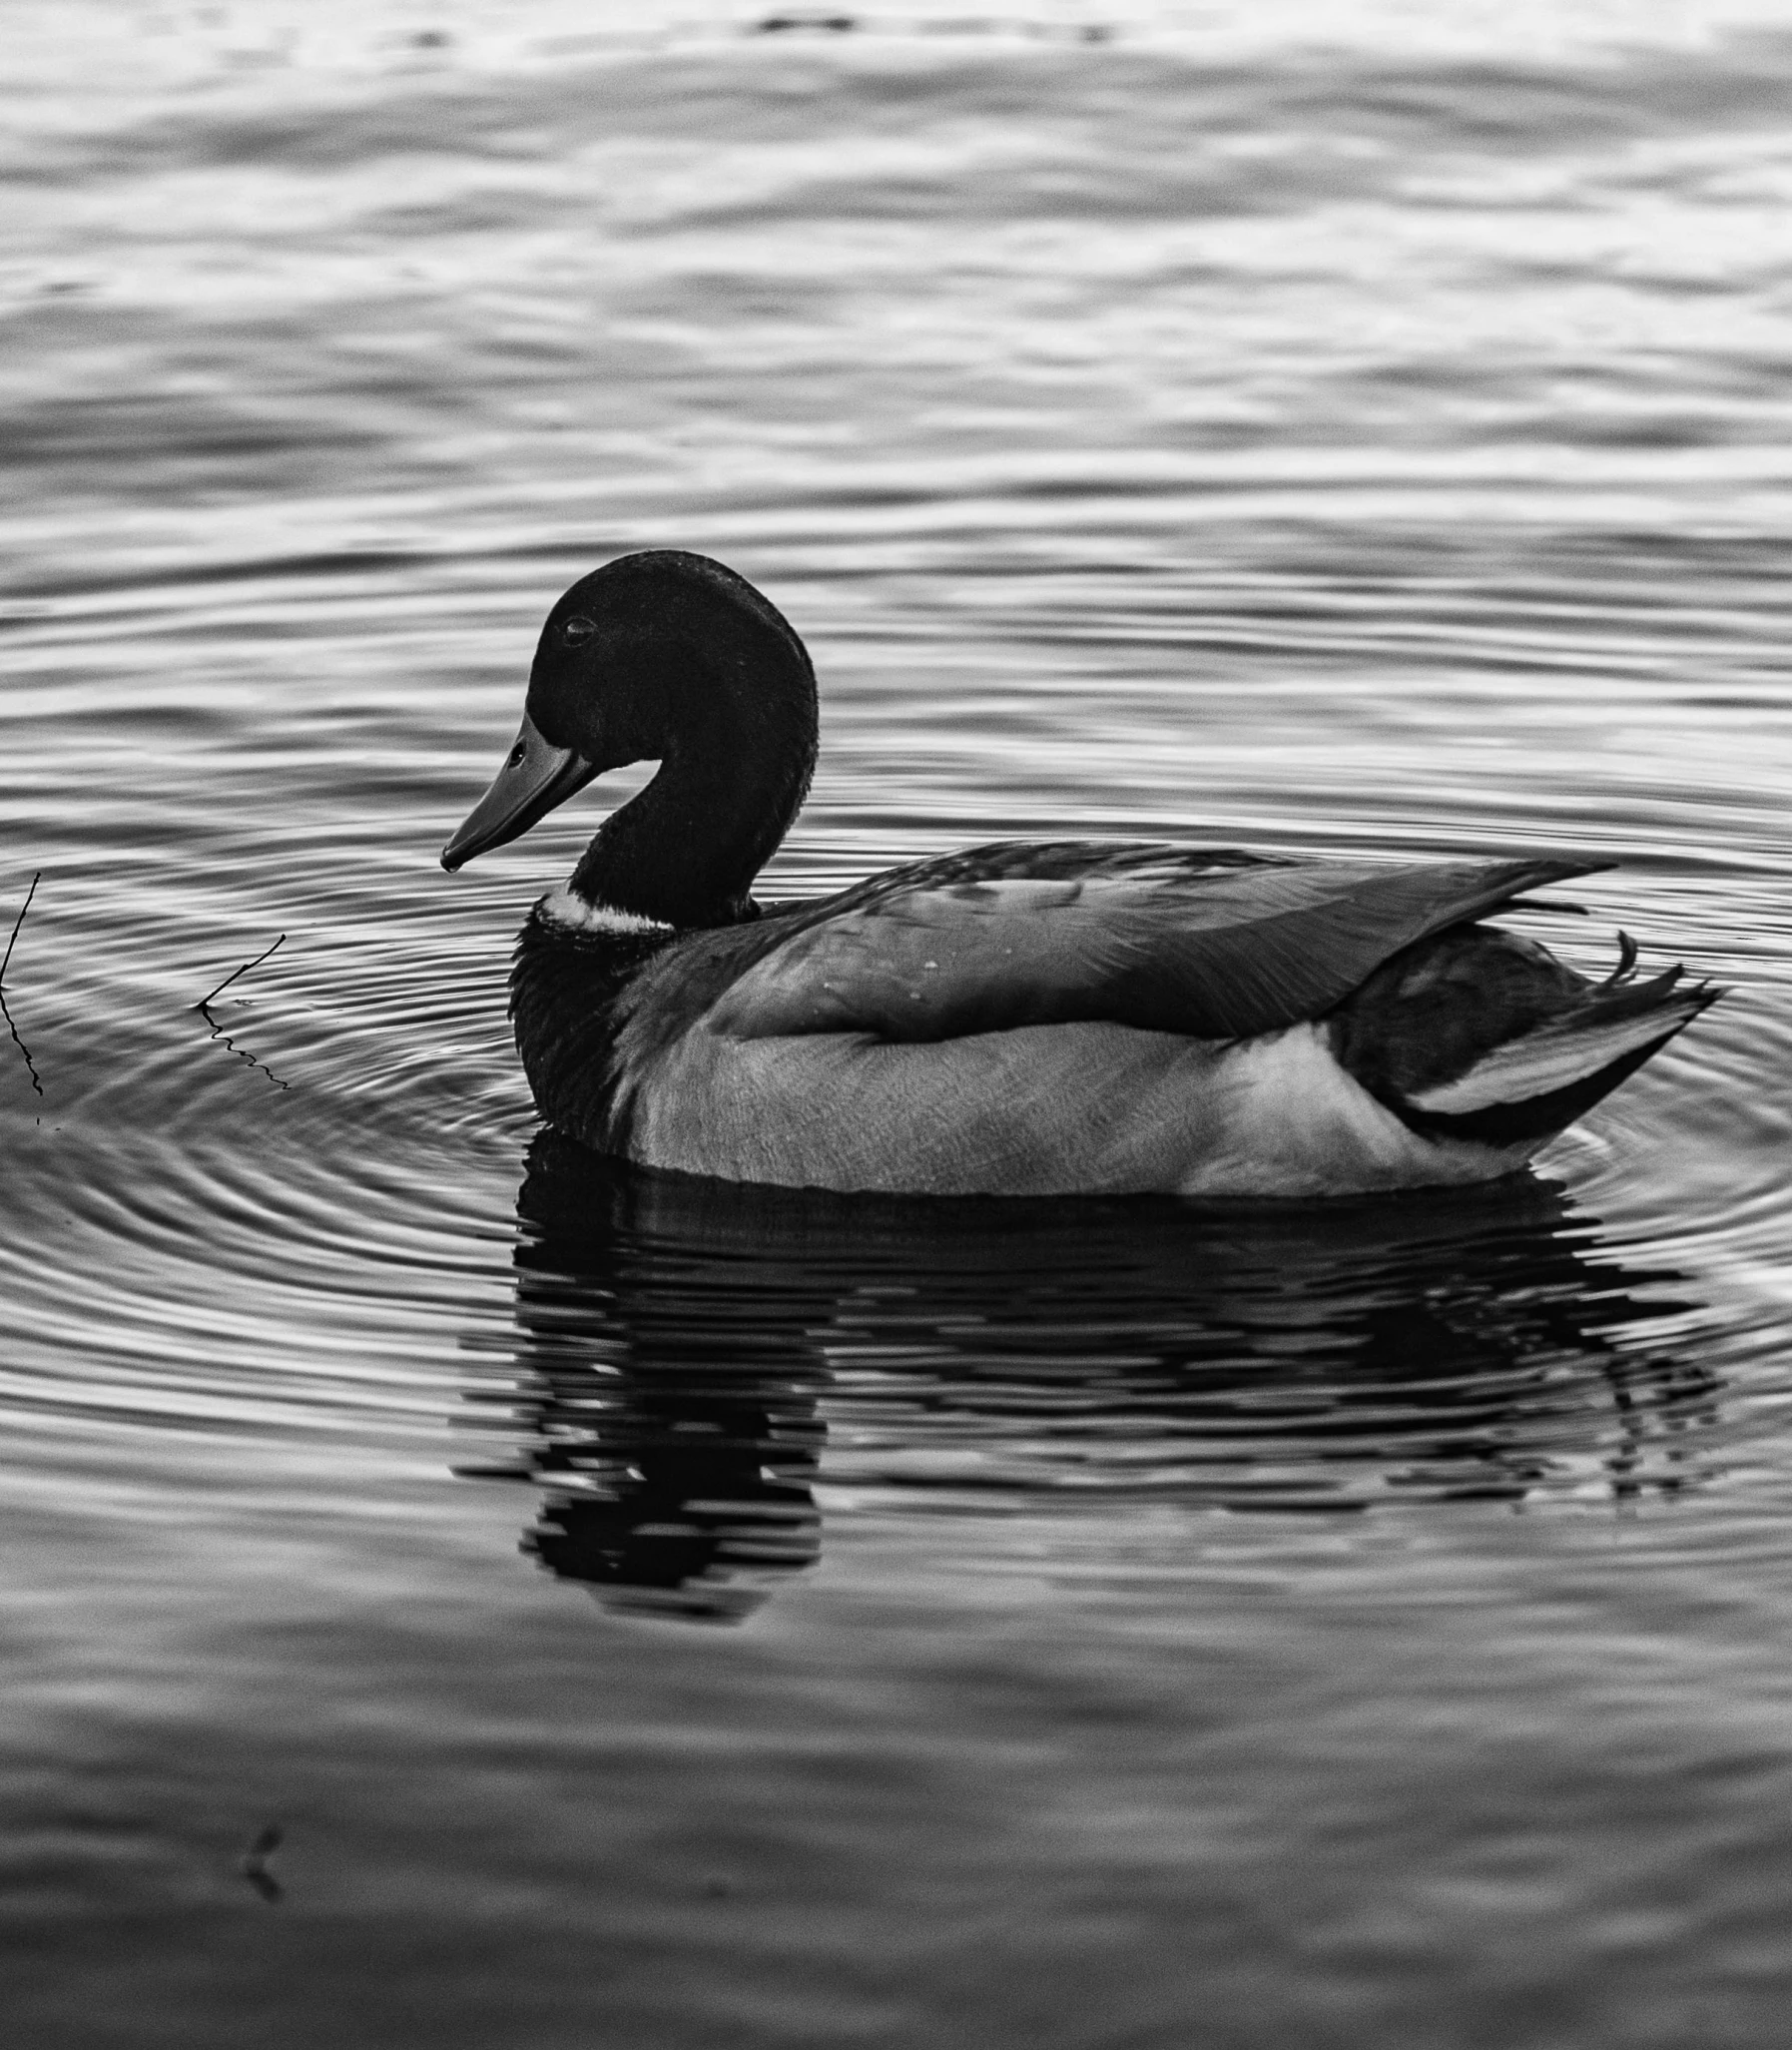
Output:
567,640,817,931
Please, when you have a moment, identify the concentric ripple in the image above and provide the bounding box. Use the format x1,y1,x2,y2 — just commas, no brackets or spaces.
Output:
5,7,1792,2043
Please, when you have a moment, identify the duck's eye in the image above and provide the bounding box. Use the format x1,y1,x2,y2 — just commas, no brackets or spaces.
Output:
561,615,596,648
508,740,527,767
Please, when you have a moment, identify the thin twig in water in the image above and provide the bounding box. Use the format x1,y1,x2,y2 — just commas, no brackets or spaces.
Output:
1,873,43,1099
197,932,291,1089
0,870,40,987
197,932,285,1013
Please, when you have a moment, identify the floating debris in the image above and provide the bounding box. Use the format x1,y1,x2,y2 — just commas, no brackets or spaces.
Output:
197,933,291,1090
196,932,286,1014
239,1822,284,1905
754,11,857,31
1,871,42,1100
0,870,38,988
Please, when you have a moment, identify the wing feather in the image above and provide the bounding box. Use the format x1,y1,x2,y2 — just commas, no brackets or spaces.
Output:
704,849,1605,1044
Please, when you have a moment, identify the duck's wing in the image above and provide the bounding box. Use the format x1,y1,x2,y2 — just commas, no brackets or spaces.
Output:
706,847,1606,1044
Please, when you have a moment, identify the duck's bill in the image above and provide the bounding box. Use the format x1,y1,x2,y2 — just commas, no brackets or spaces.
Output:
440,711,598,871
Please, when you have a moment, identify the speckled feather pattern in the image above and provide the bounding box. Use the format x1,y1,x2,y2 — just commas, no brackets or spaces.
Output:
619,1016,1530,1197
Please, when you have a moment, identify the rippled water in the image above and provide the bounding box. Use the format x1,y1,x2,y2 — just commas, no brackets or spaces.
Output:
5,2,1792,2041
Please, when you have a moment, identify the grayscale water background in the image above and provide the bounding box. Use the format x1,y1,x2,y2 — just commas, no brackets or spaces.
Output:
4,1,1791,2041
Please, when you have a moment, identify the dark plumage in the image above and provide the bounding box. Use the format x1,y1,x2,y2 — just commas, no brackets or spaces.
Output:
444,551,1720,1197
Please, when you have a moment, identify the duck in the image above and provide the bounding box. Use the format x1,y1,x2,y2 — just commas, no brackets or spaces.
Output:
441,549,1719,1198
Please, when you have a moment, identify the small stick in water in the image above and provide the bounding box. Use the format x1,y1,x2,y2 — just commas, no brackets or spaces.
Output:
0,870,39,987
197,933,285,1013
196,933,292,1089
1,873,43,1099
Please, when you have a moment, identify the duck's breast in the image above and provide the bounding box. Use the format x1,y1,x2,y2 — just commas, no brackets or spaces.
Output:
618,1019,1531,1196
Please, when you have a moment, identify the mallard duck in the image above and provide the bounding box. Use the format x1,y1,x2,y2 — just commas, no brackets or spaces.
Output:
442,550,1717,1197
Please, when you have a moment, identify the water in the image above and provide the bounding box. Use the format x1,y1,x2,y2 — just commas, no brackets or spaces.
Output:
4,1,1791,2040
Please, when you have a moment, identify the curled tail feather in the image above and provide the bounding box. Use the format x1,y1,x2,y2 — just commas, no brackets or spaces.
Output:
1332,924,1723,1150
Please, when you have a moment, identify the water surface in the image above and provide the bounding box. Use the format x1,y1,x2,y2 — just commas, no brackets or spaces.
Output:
4,3,1791,2043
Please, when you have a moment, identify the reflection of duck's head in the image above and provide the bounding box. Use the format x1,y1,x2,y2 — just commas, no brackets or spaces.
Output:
476,1136,1717,1624
501,1136,828,1625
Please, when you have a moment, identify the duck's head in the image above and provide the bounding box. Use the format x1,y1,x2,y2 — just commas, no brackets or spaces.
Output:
441,551,817,924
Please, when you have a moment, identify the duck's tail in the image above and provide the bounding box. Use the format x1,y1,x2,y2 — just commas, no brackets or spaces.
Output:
1332,925,1724,1151
1403,963,1719,1146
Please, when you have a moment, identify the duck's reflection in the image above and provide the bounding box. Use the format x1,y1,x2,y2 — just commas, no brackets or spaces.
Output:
476,1132,1717,1621
487,1139,827,1623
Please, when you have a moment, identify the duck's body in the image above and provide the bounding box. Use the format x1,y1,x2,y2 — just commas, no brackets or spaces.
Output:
444,551,1717,1198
